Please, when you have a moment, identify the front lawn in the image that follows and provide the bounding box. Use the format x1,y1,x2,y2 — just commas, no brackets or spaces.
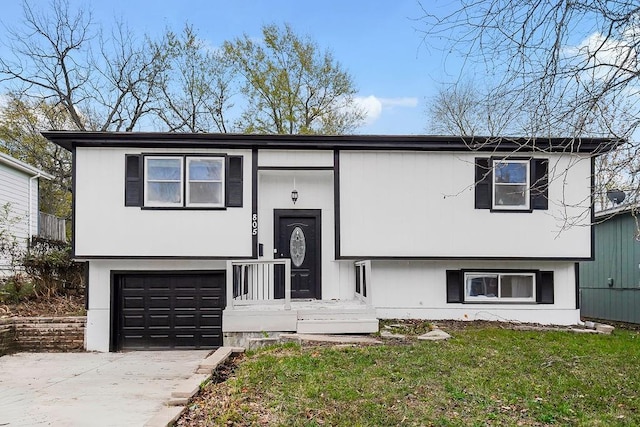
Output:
179,323,640,426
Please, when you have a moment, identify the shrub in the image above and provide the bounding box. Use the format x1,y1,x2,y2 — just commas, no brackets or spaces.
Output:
0,274,35,304
22,237,85,298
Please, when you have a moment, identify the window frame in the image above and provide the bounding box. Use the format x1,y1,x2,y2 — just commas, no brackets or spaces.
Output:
491,158,530,211
142,154,227,209
143,156,184,208
185,156,225,208
464,271,536,303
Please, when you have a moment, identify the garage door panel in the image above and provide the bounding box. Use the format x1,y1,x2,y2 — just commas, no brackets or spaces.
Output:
200,314,222,327
201,296,223,308
175,296,197,308
149,314,171,327
115,271,225,350
123,296,144,309
149,296,170,308
122,315,145,328
175,314,196,326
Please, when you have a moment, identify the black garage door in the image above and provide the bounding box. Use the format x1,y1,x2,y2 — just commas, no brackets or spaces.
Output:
112,271,225,351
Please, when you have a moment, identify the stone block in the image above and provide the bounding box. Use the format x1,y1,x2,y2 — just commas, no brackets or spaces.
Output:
596,324,615,334
418,330,452,341
144,406,186,427
171,374,211,399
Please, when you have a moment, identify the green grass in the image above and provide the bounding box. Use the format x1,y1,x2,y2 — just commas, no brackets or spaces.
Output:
188,325,640,426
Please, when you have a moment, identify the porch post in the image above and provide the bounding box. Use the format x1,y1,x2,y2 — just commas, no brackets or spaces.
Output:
226,261,234,310
284,259,292,310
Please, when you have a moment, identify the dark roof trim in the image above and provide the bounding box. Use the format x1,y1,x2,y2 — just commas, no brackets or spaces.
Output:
41,131,621,154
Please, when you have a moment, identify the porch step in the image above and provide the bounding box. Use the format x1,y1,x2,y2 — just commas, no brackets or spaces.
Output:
297,308,377,321
297,318,379,334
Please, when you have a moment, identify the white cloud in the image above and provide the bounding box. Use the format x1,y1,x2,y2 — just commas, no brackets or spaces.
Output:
354,95,418,125
564,26,640,81
379,97,419,108
354,95,383,124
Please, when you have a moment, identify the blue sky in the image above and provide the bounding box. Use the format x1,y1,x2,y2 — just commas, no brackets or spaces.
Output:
0,0,463,134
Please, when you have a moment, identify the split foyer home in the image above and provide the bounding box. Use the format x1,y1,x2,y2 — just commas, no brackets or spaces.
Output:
42,132,617,352
0,151,54,274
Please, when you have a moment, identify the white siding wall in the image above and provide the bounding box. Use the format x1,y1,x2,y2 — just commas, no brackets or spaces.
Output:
258,150,333,167
339,151,592,258
0,163,35,273
74,147,253,257
371,260,579,325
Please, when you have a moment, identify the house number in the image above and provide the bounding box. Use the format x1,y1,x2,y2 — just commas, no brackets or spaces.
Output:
251,214,258,235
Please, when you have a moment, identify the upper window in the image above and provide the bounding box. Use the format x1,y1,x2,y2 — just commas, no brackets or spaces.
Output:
144,156,225,208
145,157,183,207
465,272,535,303
474,157,548,211
186,157,225,207
492,159,529,210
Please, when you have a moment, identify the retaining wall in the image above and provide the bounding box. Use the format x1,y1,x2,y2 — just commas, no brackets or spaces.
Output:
0,317,85,355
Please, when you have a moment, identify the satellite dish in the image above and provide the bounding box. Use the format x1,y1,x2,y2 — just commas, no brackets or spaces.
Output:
606,189,626,205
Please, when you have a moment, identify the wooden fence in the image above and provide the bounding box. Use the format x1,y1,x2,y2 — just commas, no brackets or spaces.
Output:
38,212,66,242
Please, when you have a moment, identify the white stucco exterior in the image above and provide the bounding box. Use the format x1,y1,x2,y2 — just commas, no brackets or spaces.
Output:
74,147,253,257
339,151,592,258
371,260,579,325
44,133,606,351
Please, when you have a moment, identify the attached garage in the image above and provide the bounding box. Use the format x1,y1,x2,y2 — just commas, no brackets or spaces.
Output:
111,271,225,351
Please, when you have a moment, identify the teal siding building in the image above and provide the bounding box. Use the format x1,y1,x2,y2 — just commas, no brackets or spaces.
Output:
580,207,640,324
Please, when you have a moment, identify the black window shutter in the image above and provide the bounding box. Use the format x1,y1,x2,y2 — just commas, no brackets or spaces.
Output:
125,155,143,207
225,156,243,207
537,271,554,304
474,158,492,209
446,270,464,303
356,266,361,294
531,159,549,210
362,267,367,297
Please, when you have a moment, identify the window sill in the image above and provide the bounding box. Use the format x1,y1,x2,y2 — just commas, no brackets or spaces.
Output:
489,208,533,213
140,206,228,211
462,301,540,305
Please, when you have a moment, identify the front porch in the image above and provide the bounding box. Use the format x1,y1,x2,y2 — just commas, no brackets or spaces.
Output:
223,260,378,334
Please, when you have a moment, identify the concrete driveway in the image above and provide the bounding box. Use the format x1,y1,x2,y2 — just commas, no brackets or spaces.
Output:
0,350,211,427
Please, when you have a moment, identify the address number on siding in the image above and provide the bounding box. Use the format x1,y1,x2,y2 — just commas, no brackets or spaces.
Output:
252,214,258,235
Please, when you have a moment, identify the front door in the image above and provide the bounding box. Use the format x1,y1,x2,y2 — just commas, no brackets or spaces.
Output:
274,209,321,299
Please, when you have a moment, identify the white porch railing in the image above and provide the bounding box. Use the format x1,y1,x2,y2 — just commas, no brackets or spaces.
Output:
355,260,372,306
226,259,292,310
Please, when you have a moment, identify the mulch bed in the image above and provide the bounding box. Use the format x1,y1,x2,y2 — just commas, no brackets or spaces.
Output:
174,354,274,427
0,294,85,317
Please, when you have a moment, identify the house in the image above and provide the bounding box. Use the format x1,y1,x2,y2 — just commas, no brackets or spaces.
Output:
0,151,54,275
580,204,640,324
42,132,617,352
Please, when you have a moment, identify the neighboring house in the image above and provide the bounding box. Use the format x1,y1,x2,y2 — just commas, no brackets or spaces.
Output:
43,132,617,352
580,205,640,324
0,151,54,275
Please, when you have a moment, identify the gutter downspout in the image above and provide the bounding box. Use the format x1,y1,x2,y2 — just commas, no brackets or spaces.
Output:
28,174,41,239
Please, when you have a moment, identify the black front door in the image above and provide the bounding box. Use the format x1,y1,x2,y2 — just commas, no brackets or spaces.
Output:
274,210,321,299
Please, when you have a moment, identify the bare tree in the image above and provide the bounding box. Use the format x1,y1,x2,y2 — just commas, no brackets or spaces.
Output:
427,81,520,136
154,25,235,133
420,0,638,209
0,0,166,131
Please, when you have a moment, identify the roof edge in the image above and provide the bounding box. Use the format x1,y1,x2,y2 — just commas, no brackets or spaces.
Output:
0,151,54,180
41,131,622,154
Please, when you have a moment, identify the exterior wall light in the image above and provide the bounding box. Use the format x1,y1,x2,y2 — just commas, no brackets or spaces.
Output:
291,189,299,204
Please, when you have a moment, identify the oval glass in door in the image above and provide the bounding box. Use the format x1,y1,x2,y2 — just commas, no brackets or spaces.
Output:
290,226,306,267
